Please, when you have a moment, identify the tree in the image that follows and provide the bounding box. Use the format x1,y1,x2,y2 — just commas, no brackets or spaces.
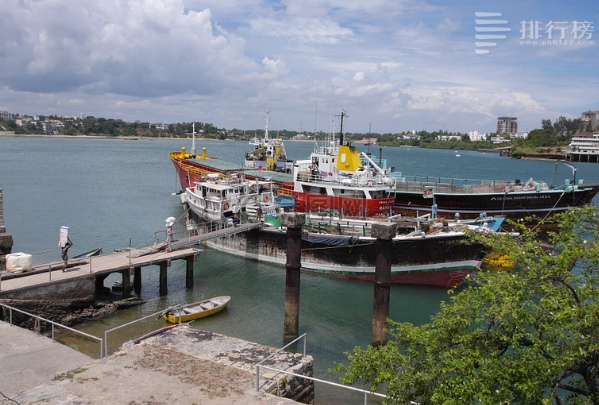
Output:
333,206,599,404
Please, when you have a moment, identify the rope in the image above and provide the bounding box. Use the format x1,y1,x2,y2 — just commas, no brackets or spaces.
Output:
530,191,566,231
0,390,20,405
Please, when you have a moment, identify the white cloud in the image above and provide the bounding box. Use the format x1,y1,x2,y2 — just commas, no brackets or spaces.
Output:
0,0,259,97
248,16,354,45
0,0,596,133
437,17,461,33
353,72,365,81
262,58,289,75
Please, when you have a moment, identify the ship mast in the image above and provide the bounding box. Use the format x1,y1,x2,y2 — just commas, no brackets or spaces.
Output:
264,109,271,143
191,122,196,155
337,109,348,146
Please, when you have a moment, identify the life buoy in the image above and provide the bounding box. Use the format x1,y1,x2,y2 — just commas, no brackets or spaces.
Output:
263,194,270,203
367,180,375,186
222,201,230,210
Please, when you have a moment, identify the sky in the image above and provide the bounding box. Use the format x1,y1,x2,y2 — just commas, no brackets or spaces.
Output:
0,0,597,134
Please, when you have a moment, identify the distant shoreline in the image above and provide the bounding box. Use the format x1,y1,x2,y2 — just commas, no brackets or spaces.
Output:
0,133,227,141
0,133,569,161
0,133,317,142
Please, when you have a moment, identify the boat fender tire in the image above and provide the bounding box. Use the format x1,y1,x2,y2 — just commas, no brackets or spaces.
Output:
263,194,270,203
367,180,375,186
223,201,229,210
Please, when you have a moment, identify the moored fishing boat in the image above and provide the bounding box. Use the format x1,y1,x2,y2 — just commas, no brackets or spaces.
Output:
184,202,508,288
181,173,278,224
244,109,294,173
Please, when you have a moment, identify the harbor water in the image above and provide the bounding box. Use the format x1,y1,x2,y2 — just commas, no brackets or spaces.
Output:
2,136,598,403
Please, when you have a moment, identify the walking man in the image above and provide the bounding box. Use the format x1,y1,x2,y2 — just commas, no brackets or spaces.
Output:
61,237,73,272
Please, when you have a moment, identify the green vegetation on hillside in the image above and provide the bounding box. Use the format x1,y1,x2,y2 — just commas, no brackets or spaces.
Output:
1,114,594,153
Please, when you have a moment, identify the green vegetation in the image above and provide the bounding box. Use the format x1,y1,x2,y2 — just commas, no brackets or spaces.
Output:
332,206,599,404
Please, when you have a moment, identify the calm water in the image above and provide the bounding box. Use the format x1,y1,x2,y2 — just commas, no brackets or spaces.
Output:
2,137,598,403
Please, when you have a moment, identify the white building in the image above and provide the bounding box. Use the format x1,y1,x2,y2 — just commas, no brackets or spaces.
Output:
437,135,462,141
566,132,599,163
510,132,529,139
468,130,487,141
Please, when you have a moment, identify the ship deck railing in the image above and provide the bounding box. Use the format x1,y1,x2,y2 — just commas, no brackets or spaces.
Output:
297,171,395,189
388,173,566,193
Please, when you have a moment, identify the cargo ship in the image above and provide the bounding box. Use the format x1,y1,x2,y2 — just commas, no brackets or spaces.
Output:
170,115,599,222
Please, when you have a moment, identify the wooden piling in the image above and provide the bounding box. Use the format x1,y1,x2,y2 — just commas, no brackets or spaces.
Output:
133,266,141,294
159,262,168,296
122,268,131,298
282,213,305,344
371,223,396,347
185,256,194,288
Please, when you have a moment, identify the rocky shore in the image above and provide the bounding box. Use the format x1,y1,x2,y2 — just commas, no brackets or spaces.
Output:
0,296,145,328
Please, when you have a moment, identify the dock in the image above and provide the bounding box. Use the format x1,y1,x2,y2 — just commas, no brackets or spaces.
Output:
0,246,201,300
0,221,262,300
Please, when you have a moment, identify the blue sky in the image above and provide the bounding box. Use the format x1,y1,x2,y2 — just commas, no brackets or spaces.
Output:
0,0,597,134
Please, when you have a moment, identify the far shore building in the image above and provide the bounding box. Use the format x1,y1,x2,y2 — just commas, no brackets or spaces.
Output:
437,135,461,141
491,136,510,144
566,131,599,163
468,130,487,141
510,132,529,139
497,117,518,135
0,111,13,120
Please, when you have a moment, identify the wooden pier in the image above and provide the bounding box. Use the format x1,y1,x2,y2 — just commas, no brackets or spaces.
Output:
0,246,200,300
0,222,262,301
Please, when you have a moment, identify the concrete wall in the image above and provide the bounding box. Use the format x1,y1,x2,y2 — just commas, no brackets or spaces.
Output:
0,275,96,300
0,188,5,233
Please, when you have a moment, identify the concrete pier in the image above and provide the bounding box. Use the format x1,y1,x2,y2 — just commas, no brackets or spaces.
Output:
0,322,313,404
371,223,397,347
282,213,305,344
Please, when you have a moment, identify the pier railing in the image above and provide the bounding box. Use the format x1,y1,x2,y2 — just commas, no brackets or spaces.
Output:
0,302,104,359
255,333,389,404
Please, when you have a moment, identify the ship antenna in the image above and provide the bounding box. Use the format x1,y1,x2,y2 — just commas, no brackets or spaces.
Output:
191,122,196,155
